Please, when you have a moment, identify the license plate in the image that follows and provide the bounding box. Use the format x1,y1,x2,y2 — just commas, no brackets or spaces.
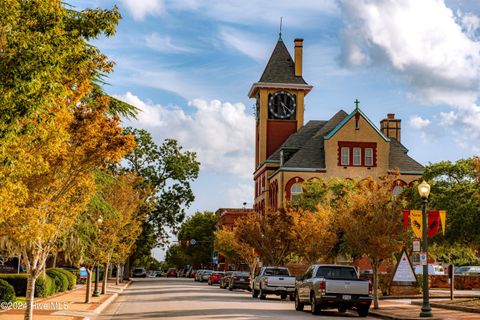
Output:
276,287,286,291
343,295,351,300
240,278,245,281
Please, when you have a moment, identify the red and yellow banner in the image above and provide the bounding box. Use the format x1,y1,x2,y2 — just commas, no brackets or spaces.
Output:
410,210,422,238
428,210,440,238
439,210,446,235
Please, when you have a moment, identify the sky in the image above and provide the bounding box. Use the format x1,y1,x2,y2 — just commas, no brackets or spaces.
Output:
69,0,480,259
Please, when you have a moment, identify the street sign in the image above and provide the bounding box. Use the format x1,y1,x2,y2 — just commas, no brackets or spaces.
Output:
391,249,417,286
413,238,421,252
190,239,196,245
420,252,427,265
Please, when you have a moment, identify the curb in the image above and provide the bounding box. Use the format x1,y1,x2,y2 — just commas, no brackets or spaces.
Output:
369,310,444,320
411,301,480,314
82,281,131,320
381,295,480,300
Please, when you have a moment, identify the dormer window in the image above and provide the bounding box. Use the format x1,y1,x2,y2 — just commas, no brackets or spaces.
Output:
338,141,377,167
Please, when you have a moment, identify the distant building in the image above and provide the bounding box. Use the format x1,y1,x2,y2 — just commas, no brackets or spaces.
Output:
250,37,423,213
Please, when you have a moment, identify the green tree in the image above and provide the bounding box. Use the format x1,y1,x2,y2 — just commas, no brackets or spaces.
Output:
121,128,200,269
177,212,217,268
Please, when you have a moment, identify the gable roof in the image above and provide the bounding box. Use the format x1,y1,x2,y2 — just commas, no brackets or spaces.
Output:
324,107,390,142
258,40,307,85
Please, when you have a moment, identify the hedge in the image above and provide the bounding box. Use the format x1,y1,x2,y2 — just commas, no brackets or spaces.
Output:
46,269,68,293
0,279,15,303
51,268,76,290
0,274,54,297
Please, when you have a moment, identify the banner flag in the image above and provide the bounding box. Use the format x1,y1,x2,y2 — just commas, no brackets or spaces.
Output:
427,210,440,238
410,210,422,238
402,210,409,231
439,210,447,235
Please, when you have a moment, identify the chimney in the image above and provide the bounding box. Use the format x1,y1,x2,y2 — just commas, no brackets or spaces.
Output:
380,113,401,142
294,38,303,77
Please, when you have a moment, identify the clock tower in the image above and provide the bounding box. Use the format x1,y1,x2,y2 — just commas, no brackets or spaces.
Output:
249,37,313,168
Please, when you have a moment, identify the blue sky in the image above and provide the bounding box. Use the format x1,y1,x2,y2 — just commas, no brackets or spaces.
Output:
69,0,480,259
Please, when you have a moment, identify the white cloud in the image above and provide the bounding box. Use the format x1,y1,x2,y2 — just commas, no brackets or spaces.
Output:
339,0,480,107
117,92,255,178
409,115,431,129
166,0,338,27
219,27,270,62
145,33,195,53
121,0,165,21
226,183,254,208
439,111,458,126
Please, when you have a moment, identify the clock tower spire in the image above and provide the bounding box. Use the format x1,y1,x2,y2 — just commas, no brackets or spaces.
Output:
249,38,313,168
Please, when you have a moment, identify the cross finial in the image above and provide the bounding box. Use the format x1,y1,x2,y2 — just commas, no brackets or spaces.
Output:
354,99,360,109
278,17,283,41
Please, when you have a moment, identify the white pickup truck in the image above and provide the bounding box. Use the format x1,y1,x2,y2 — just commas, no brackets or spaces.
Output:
252,266,296,300
295,264,372,317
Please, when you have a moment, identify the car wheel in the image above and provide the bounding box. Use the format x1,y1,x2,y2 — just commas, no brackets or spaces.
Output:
295,291,304,311
259,286,266,300
252,289,259,298
280,294,287,300
208,280,211,285
357,306,369,317
228,284,233,291
289,294,295,301
310,293,321,315
338,307,347,313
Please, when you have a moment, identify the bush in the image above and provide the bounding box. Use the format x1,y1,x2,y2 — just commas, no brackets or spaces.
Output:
46,269,68,293
52,268,76,290
0,274,55,297
0,279,15,303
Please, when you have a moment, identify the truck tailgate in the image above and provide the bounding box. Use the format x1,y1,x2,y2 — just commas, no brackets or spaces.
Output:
325,279,369,295
267,276,296,287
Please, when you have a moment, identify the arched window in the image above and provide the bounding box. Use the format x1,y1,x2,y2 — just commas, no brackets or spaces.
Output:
392,185,404,196
290,183,303,201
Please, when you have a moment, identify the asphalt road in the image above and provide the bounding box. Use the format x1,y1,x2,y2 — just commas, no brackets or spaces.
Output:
98,277,374,320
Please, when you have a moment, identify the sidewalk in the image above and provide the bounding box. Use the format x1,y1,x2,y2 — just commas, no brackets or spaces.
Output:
0,280,130,320
370,299,480,320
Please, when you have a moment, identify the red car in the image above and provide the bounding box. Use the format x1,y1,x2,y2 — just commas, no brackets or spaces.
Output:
208,272,225,285
166,268,177,278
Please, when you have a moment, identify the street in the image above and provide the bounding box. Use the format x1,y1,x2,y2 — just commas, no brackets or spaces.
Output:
98,278,374,320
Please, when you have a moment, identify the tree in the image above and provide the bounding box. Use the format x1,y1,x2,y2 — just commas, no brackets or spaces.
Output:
235,211,295,266
177,212,217,268
404,159,480,259
121,128,200,270
338,175,407,309
215,228,257,274
289,208,336,264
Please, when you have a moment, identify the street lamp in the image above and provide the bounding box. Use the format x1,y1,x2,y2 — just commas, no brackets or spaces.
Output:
418,180,432,317
93,264,101,297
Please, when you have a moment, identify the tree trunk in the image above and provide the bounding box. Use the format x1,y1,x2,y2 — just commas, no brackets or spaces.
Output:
116,263,120,285
85,268,92,304
24,273,37,320
123,256,131,280
52,253,57,268
372,258,379,309
102,263,108,294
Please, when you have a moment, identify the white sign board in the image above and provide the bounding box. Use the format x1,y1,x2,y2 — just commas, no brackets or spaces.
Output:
413,238,421,252
391,250,417,286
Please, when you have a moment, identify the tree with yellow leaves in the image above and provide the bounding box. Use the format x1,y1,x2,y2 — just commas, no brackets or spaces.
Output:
215,228,257,274
337,174,407,309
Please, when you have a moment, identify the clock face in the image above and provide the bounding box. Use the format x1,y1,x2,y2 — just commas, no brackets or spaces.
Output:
268,91,296,119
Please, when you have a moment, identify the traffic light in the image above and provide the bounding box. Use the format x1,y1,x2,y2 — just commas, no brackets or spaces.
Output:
186,240,190,247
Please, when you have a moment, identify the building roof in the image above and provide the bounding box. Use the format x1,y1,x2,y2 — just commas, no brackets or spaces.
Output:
266,109,424,173
258,40,307,85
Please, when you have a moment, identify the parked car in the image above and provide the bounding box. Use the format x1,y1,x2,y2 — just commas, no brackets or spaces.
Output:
189,270,197,278
132,267,147,278
195,270,206,282
414,265,444,275
200,270,213,282
295,264,372,317
220,271,233,289
455,266,480,276
252,266,296,300
208,271,224,285
228,271,251,291
166,268,178,278
155,271,164,277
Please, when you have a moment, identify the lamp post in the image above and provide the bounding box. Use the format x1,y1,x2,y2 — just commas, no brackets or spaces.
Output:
418,180,432,318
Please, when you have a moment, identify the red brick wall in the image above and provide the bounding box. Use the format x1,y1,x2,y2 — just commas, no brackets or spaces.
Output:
430,275,480,290
266,120,297,159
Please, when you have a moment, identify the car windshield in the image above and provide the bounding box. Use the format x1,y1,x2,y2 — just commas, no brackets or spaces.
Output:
214,272,224,276
264,268,289,276
203,270,213,274
315,267,357,279
134,269,144,273
233,272,250,276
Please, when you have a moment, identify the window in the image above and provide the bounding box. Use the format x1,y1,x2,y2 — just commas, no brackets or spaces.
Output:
341,147,349,166
365,148,373,166
290,183,303,201
353,147,361,166
392,185,403,196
